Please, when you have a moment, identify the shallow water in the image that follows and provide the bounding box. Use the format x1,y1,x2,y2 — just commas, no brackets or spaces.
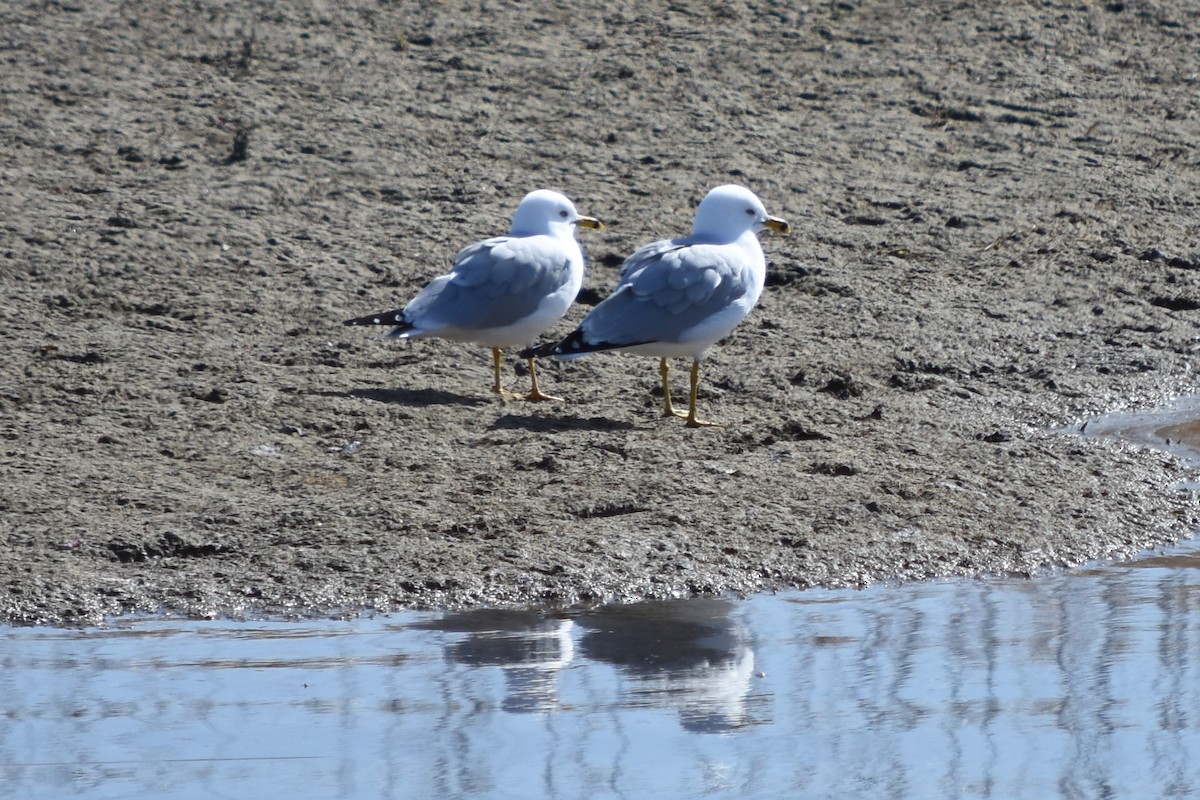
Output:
4,542,1200,800
1080,393,1200,475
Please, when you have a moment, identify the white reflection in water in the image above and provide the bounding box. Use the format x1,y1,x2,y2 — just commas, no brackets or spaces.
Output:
414,609,576,714
572,600,761,734
1,546,1199,799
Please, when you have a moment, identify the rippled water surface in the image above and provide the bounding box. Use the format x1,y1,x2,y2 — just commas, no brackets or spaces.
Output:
5,541,1200,799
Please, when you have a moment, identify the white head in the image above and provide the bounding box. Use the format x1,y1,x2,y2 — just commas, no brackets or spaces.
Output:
509,189,605,237
691,185,792,243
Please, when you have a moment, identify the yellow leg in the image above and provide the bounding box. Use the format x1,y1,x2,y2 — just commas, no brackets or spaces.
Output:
660,358,686,418
524,357,563,402
684,359,720,428
490,348,520,399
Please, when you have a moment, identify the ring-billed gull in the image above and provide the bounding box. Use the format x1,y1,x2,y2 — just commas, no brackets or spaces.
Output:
521,185,790,427
344,190,604,401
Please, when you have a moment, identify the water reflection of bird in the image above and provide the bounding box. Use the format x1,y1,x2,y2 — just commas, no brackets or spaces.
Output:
416,600,760,731
574,599,761,733
416,609,575,713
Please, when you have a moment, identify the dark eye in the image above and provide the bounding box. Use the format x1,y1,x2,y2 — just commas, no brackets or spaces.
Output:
745,208,755,216
559,210,569,218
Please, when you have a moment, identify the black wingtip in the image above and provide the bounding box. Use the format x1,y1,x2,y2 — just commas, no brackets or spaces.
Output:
554,330,590,356
344,309,407,327
520,330,600,360
518,340,561,359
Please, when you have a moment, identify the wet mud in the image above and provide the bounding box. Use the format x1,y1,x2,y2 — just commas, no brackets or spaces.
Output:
2,1,1199,624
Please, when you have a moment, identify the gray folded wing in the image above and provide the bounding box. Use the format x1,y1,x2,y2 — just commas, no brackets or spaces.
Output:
582,242,751,346
404,236,574,332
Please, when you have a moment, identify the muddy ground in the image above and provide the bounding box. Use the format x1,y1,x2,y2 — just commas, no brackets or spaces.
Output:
2,1,1199,625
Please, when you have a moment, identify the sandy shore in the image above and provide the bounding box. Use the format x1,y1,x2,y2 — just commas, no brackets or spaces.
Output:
2,1,1199,624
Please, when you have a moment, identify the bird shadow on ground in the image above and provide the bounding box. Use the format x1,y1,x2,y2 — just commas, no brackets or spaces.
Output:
489,412,637,433
343,387,491,407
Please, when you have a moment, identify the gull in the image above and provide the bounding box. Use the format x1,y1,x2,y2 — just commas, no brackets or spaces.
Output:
521,185,790,427
344,190,604,401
